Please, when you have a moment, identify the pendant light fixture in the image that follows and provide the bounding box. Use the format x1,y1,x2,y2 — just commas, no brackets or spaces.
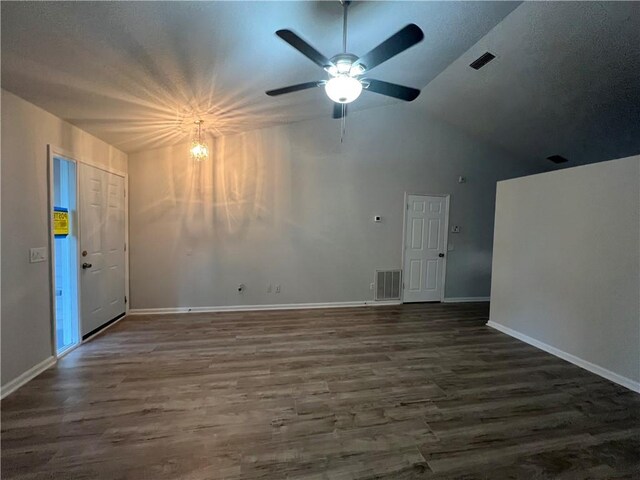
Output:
190,120,208,161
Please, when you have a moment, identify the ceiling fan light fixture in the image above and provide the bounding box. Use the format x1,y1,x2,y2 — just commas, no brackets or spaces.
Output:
349,63,365,76
325,65,339,76
328,53,364,78
325,75,362,104
336,59,352,74
326,62,363,78
267,1,424,125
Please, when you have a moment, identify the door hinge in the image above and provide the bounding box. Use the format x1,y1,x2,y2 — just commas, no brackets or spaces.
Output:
125,295,128,304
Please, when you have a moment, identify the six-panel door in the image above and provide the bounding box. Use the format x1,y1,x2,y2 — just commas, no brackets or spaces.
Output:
79,163,126,336
403,194,446,302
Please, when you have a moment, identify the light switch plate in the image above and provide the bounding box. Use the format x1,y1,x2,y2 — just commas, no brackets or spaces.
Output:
30,247,47,263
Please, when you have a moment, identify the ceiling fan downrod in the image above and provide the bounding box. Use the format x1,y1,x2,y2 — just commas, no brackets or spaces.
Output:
340,1,350,142
341,0,350,54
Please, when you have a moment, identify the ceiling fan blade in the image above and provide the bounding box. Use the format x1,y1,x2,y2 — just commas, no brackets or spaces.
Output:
365,79,421,101
266,81,321,96
276,30,332,68
332,103,347,119
355,24,424,72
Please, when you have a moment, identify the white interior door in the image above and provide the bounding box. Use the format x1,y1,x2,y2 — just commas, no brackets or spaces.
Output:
79,164,126,336
403,194,447,302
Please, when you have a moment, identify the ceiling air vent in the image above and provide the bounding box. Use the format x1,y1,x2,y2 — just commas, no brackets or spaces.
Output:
547,155,568,164
469,52,496,70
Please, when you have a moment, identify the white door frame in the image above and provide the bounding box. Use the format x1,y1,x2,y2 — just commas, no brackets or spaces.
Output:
47,144,129,359
400,192,450,303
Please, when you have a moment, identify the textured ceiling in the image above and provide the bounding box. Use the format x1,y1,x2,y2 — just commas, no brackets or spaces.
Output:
417,1,640,165
1,1,519,153
2,2,638,165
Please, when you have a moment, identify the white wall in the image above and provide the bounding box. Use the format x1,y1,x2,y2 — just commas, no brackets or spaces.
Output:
1,90,128,390
489,156,640,390
129,104,541,311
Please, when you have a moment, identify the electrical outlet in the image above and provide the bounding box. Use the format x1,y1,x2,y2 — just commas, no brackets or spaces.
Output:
451,225,461,233
275,284,281,293
370,282,375,290
29,247,47,263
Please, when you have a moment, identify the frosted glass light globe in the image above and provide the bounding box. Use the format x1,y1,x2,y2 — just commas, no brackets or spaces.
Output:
325,76,363,104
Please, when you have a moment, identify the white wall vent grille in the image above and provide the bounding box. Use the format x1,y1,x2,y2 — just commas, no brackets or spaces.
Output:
375,270,402,301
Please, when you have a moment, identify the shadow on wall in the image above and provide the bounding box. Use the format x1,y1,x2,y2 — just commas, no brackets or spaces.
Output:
56,121,126,173
138,129,286,243
229,130,279,241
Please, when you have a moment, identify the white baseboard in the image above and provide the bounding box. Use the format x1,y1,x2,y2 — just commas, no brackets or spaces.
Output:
128,300,402,315
443,296,490,303
487,321,640,393
1,356,56,400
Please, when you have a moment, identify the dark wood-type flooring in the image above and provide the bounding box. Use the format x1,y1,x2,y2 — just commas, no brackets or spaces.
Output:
2,303,639,479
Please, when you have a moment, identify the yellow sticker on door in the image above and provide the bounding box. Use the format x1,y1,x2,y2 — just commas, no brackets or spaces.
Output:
54,207,69,237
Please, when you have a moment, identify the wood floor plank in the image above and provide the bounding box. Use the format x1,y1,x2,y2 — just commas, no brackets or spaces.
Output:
2,302,638,479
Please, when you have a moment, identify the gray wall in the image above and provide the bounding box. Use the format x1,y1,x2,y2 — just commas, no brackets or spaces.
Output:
489,155,640,387
129,104,540,310
1,90,128,389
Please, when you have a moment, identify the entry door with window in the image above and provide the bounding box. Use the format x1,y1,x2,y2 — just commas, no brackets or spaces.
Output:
79,164,126,337
403,194,448,302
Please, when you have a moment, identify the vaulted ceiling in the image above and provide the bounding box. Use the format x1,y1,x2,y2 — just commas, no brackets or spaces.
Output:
2,1,639,165
418,1,640,165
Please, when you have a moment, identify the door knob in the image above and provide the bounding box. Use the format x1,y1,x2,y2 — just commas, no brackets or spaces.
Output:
438,253,445,258
82,262,92,269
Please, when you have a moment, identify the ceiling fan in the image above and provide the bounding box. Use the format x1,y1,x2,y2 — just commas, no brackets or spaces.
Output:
266,1,424,120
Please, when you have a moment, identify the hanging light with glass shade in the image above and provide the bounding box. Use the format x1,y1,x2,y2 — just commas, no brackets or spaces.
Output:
190,120,209,161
